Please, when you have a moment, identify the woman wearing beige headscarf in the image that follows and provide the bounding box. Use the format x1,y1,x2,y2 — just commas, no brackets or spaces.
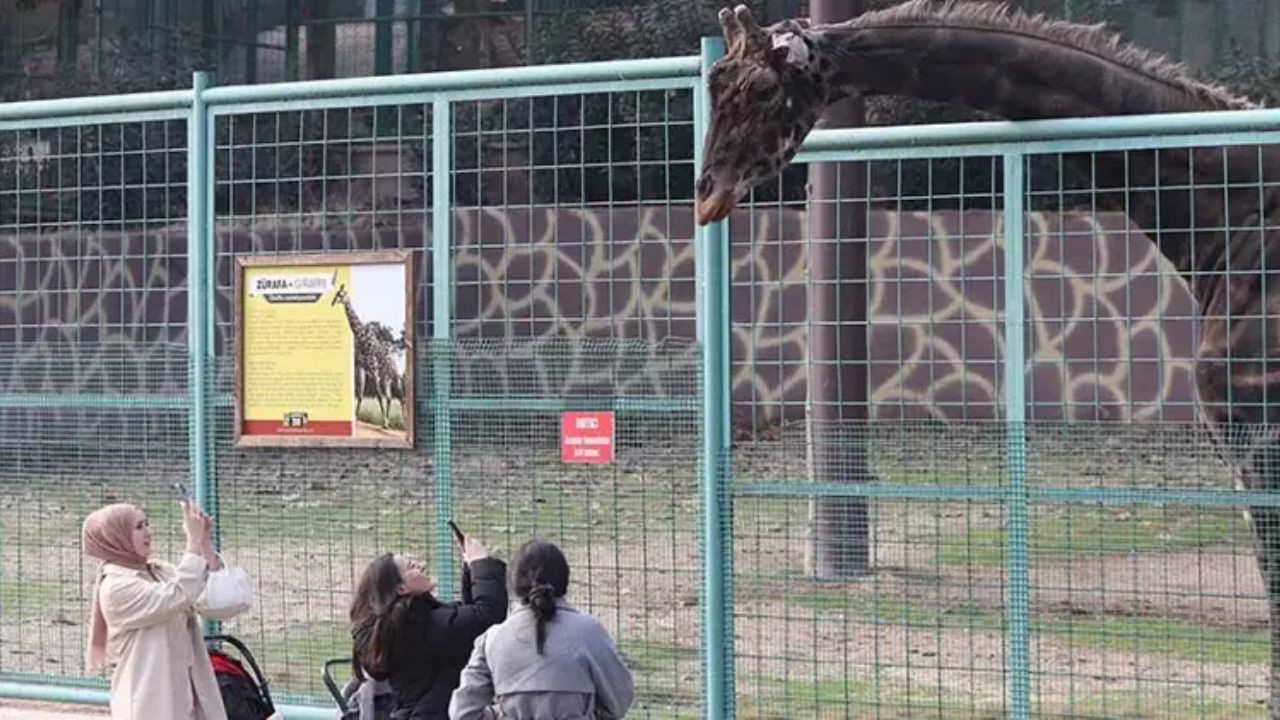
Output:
83,499,237,720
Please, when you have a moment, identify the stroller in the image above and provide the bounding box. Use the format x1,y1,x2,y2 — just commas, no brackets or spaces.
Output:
323,656,394,720
205,634,279,720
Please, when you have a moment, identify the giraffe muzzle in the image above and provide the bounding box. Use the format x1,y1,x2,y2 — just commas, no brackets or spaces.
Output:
694,188,736,226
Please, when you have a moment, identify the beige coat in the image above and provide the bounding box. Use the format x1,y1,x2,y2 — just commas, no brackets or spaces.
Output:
97,552,237,720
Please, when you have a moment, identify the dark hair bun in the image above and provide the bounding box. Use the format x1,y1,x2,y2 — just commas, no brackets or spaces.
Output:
528,582,556,617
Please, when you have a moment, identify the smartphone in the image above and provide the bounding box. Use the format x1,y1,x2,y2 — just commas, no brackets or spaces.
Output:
172,482,192,503
447,520,466,546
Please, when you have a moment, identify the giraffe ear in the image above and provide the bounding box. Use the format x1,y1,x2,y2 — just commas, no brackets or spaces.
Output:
769,32,812,70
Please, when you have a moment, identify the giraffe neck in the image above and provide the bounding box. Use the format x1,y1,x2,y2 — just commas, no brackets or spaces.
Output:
343,303,358,328
809,3,1250,119
801,2,1271,303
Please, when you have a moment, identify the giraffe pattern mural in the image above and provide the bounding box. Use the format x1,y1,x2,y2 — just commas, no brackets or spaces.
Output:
0,204,1196,435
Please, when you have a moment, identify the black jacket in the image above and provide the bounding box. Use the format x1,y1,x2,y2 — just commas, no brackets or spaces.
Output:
384,557,509,720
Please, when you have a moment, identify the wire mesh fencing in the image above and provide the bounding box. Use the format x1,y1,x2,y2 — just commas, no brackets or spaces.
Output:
719,128,1280,718
0,98,193,689
11,39,1280,720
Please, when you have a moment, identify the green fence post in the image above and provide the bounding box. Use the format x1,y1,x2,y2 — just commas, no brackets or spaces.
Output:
695,36,733,720
1002,152,1030,719
188,71,218,635
432,97,456,600
189,71,212,516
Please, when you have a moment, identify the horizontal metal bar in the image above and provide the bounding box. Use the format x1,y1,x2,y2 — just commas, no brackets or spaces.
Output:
796,107,1280,162
0,681,109,706
0,109,191,132
734,483,1280,507
0,681,334,720
426,397,697,414
0,91,193,122
735,483,1008,501
209,77,696,116
796,130,1280,164
0,393,188,410
202,56,700,106
1034,487,1280,508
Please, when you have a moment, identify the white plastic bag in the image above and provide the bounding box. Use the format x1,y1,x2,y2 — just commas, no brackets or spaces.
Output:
201,565,253,619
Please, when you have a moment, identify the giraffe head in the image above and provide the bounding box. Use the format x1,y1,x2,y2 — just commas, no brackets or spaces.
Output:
694,5,834,226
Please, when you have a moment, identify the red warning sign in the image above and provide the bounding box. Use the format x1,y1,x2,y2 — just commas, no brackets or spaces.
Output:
561,411,615,465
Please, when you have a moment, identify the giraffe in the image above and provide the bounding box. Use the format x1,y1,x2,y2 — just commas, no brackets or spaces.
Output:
694,0,1280,712
331,283,397,430
367,320,407,422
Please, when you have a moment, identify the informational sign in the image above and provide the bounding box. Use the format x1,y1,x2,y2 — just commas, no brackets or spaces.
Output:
235,251,415,448
561,411,615,464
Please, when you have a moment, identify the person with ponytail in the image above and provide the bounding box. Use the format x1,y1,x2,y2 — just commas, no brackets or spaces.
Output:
448,538,634,720
349,535,507,720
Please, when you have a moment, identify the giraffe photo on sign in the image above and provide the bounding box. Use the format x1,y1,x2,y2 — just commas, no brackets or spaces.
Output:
233,250,416,448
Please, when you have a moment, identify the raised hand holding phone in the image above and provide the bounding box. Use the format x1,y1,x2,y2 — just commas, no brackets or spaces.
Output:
449,521,488,564
180,500,207,556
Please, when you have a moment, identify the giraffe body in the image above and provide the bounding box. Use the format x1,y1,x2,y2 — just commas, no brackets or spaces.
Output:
332,285,399,429
697,2,1280,713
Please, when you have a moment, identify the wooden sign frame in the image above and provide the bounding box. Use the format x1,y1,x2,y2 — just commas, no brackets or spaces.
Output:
233,250,416,448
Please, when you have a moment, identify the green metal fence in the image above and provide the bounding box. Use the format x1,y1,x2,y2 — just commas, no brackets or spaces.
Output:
0,54,710,719
723,108,1280,717
5,35,1280,720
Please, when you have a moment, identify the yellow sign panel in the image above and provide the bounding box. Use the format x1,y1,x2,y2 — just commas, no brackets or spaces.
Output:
235,252,414,448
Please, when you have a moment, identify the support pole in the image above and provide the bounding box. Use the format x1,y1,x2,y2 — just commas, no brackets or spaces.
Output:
695,35,733,720
431,97,456,600
1002,152,1030,720
806,0,871,579
187,71,217,635
189,71,212,519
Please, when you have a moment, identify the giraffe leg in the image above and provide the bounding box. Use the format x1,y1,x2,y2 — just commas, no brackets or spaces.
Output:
355,365,366,421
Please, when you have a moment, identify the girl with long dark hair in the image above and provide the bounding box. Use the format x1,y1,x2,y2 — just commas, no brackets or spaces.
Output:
350,536,507,720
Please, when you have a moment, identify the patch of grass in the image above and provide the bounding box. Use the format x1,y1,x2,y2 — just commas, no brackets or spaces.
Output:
616,637,701,712
1034,688,1267,719
935,506,1247,566
1031,615,1269,667
242,620,352,696
356,398,406,431
618,637,699,675
453,474,697,551
739,676,1006,719
782,585,1267,667
789,589,987,629
0,578,66,619
874,456,1004,487
738,674,1261,719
